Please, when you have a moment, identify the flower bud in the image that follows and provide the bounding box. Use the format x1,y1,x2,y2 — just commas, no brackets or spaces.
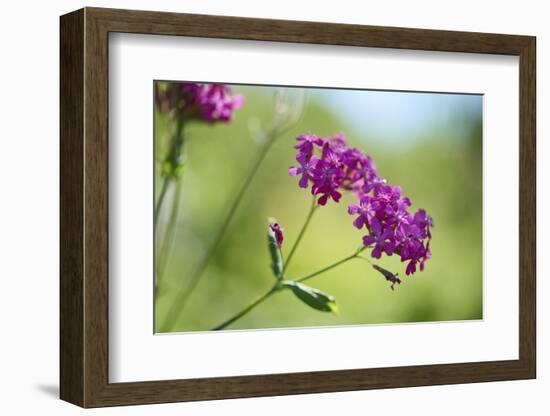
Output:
267,218,284,279
372,264,401,290
268,220,284,248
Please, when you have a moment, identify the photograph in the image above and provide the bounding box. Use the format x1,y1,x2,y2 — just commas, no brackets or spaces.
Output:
51,5,539,409
153,81,483,333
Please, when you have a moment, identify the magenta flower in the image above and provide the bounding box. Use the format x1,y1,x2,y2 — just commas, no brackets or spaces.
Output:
187,83,244,122
361,175,386,195
419,242,431,271
362,218,396,259
294,133,323,158
155,82,243,123
348,195,374,229
288,132,433,276
289,153,319,188
344,152,378,192
311,151,344,205
413,209,433,239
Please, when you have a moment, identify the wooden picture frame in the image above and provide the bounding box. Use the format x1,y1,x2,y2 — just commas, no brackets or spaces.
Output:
60,7,536,408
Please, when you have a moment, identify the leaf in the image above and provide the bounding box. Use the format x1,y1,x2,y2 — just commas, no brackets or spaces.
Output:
267,225,283,279
283,281,338,314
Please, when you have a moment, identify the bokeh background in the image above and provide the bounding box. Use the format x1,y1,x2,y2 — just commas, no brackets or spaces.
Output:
154,83,483,332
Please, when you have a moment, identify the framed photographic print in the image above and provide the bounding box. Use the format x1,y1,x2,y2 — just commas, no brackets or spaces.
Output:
60,7,536,408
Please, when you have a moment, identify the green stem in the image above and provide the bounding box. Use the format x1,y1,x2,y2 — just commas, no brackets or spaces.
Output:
154,116,185,301
212,284,279,331
160,139,275,332
282,196,317,274
160,94,307,333
154,176,172,230
211,247,366,330
356,255,373,265
155,176,183,292
296,247,365,283
154,117,185,229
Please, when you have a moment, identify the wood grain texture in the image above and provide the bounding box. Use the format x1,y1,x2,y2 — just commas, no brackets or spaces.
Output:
82,10,111,406
59,7,537,408
59,8,84,407
518,38,536,375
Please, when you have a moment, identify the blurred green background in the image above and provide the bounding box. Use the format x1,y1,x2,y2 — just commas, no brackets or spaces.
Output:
154,84,482,332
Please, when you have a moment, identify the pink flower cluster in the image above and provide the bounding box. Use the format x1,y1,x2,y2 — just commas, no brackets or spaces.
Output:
289,133,433,275
155,82,243,123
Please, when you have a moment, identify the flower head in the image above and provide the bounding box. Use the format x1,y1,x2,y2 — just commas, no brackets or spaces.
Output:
288,134,347,205
155,82,243,123
357,185,432,275
289,132,433,276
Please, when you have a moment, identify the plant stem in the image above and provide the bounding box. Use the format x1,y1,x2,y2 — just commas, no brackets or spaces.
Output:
159,139,275,332
155,176,183,292
154,176,172,230
211,247,366,330
356,255,373,265
296,247,365,283
154,116,185,298
212,284,280,331
282,196,317,274
160,93,307,332
154,117,185,230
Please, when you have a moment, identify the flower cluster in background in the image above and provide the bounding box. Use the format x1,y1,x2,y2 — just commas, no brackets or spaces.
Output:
289,133,433,275
155,82,244,123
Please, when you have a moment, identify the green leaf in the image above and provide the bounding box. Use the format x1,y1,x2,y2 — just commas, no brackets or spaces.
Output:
267,225,283,279
283,281,338,314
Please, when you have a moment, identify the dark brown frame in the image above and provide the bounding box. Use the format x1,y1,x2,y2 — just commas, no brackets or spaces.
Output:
60,7,536,408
